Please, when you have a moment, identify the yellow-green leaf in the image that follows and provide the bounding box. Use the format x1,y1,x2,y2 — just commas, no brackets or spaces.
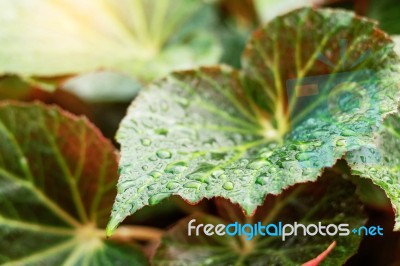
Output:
0,0,221,83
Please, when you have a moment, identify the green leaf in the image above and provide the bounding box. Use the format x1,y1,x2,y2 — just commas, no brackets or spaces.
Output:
0,0,221,84
366,0,400,35
347,112,400,231
153,173,366,265
108,8,400,234
0,102,147,265
218,22,251,69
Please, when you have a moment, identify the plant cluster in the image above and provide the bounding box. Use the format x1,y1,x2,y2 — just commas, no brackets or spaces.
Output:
1,1,400,265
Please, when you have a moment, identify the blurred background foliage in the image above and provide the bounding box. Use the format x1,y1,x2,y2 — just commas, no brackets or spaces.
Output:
1,0,400,264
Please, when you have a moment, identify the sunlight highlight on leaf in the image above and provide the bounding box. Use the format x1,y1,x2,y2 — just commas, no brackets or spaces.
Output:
0,0,221,84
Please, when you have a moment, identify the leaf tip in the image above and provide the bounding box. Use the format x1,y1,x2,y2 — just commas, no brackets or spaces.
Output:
106,226,115,238
106,216,122,237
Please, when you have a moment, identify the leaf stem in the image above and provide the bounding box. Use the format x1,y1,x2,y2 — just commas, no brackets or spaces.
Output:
103,225,164,241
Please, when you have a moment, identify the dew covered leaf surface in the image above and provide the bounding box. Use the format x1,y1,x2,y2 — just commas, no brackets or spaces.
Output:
347,112,400,231
108,8,400,233
153,174,365,266
0,102,146,265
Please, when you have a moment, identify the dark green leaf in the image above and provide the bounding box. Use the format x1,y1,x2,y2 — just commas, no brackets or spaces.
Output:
153,173,365,265
0,102,147,265
366,0,400,34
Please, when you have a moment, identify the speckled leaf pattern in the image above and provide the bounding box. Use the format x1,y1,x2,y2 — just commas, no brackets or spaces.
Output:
0,102,147,265
153,174,365,266
108,8,400,234
347,112,400,231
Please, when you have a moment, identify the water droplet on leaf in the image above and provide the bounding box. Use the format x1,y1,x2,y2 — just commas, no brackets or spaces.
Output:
165,161,188,174
118,180,136,193
149,171,162,179
223,181,234,190
166,181,179,190
141,138,152,146
211,170,225,178
246,159,268,170
156,149,172,159
255,175,266,185
335,138,346,146
155,128,168,135
342,129,356,136
184,181,202,189
149,193,172,205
